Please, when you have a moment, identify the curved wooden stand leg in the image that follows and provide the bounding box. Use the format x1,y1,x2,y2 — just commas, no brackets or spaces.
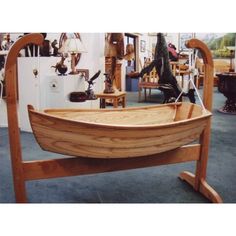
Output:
179,171,223,203
5,34,44,203
179,171,195,188
179,39,223,204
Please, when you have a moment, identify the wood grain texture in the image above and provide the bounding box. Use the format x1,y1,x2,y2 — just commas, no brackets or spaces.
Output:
179,171,223,203
186,39,214,188
28,102,211,158
180,38,223,202
95,91,126,108
23,144,200,180
5,34,44,202
5,35,222,203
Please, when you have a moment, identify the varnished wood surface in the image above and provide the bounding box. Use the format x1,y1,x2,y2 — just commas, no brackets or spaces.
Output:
180,38,223,202
44,104,177,125
179,171,223,203
105,62,122,90
28,102,211,158
95,91,126,108
5,33,44,202
138,67,159,102
96,91,126,98
5,34,223,203
23,144,200,180
43,102,208,126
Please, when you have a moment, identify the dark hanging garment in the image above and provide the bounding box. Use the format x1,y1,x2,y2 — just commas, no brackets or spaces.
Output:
139,33,182,102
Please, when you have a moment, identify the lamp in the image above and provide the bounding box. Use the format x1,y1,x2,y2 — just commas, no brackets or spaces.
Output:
61,38,87,74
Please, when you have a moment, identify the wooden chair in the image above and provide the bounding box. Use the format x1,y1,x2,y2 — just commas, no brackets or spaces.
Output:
196,58,230,88
138,62,181,102
138,67,159,102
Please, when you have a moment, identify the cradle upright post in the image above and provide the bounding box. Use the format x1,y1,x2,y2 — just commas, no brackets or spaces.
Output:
5,33,44,202
179,39,222,203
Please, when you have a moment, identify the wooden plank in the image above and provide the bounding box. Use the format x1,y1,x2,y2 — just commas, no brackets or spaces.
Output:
5,33,44,203
199,179,223,203
186,39,214,189
23,144,200,181
28,102,210,158
179,171,223,203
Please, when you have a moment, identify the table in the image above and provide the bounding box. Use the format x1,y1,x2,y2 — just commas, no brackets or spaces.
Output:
96,91,126,108
216,72,236,114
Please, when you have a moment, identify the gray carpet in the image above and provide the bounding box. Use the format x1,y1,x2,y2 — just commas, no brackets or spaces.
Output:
0,88,235,203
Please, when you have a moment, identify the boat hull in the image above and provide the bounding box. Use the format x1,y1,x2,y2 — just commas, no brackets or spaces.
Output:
28,103,211,159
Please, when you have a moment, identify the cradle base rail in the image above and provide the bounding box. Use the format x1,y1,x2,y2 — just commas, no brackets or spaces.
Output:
23,144,200,181
21,144,222,203
179,171,223,203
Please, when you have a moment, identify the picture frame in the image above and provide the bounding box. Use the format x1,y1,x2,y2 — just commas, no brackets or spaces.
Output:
195,33,235,59
140,40,146,52
178,33,194,51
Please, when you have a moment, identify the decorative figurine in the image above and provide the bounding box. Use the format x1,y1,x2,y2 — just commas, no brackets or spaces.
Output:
85,70,101,100
51,55,68,76
1,33,14,50
103,72,114,93
51,39,59,56
104,33,125,93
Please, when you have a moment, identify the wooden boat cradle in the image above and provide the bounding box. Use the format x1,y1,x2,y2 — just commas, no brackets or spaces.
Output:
5,33,223,203
28,102,211,159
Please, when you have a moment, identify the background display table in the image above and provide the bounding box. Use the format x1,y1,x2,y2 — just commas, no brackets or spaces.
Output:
96,91,126,108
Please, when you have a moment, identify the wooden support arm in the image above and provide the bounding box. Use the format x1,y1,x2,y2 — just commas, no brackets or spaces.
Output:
179,39,222,203
5,34,44,203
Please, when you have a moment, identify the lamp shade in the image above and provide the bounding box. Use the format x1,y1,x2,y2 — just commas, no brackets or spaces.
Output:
58,37,87,75
61,38,87,54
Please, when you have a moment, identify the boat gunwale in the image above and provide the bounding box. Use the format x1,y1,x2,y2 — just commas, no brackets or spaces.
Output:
28,102,212,130
44,102,182,113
